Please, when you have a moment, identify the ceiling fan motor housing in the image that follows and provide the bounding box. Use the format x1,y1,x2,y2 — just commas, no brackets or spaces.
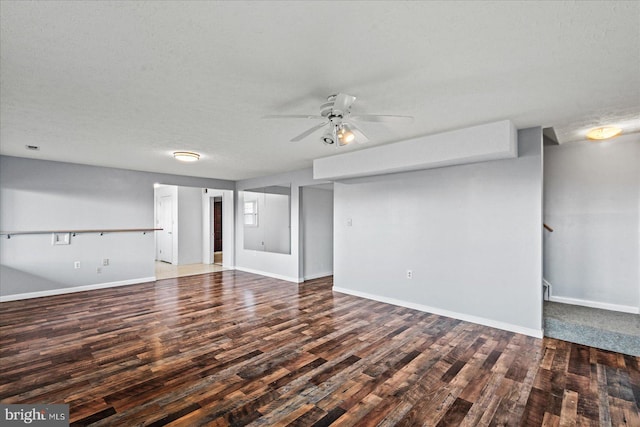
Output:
320,102,334,118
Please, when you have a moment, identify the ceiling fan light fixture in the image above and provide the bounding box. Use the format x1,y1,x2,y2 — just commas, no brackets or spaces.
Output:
173,151,200,162
321,133,335,145
586,126,622,141
337,125,355,145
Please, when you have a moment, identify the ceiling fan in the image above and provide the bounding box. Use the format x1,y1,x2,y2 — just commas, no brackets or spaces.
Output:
263,93,413,146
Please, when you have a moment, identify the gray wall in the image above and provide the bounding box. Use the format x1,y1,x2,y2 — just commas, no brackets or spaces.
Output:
333,128,544,336
235,168,331,282
243,191,291,254
301,186,334,280
0,156,233,298
177,186,203,265
544,134,639,312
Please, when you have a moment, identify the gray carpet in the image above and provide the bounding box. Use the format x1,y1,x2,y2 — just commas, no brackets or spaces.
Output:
544,301,640,356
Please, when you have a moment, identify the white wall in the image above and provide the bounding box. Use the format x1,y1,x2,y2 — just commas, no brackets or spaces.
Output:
544,134,639,313
0,156,234,300
235,168,331,282
301,186,334,280
314,120,517,180
333,128,544,337
177,186,203,265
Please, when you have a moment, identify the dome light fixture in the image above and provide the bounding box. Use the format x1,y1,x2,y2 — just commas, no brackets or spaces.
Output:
173,151,200,162
586,126,622,141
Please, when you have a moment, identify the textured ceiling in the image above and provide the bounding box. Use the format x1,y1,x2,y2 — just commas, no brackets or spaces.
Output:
1,1,638,180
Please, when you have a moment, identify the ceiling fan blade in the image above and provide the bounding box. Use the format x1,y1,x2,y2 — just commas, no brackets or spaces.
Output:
290,122,329,142
351,114,414,123
263,114,325,120
332,93,356,115
347,122,370,143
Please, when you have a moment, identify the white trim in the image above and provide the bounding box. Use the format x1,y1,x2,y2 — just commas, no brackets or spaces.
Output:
0,277,156,302
333,287,544,338
542,279,552,301
234,267,301,283
303,271,333,281
549,295,639,314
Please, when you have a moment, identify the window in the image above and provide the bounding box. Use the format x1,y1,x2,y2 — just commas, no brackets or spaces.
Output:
244,200,258,227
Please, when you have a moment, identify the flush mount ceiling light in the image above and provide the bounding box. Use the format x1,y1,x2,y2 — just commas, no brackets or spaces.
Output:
586,126,622,141
173,151,200,162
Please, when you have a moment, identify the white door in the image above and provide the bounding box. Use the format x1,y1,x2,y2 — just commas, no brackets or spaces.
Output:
157,195,173,263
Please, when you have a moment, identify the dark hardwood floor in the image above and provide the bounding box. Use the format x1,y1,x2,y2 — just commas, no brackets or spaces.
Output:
1,271,638,426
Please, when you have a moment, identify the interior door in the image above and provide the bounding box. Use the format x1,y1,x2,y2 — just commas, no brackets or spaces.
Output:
214,200,223,252
157,195,173,263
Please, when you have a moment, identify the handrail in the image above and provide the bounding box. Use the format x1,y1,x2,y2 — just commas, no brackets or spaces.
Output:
0,228,162,239
543,223,553,232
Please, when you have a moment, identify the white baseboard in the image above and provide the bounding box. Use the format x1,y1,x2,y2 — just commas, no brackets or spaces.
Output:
333,287,544,338
303,271,333,281
234,267,301,283
0,277,157,302
548,295,639,314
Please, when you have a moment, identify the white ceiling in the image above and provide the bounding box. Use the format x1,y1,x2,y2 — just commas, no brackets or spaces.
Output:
1,1,638,181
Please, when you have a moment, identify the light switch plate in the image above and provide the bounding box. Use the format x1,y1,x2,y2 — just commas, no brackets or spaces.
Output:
52,232,71,245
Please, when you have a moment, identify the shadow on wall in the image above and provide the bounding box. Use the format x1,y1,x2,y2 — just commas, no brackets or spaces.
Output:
0,264,65,298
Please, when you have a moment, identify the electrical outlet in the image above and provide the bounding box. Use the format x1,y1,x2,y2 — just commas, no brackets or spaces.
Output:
97,267,102,274
406,270,413,279
103,258,109,266
74,261,81,269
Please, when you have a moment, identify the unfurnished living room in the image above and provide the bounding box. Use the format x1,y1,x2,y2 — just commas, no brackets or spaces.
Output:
1,1,639,426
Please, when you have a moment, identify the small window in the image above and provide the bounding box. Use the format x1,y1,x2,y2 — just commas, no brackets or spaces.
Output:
244,200,258,227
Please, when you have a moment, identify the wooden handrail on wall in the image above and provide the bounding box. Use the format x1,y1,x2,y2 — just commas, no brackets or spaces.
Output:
543,224,553,232
0,228,162,239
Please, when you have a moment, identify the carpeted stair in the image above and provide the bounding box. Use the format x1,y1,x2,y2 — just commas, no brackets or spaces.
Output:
544,301,640,356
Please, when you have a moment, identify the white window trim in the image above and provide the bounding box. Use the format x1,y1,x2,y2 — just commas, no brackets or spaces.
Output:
244,200,258,227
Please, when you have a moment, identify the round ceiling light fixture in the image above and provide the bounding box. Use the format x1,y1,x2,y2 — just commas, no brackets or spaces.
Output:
586,126,622,141
173,151,200,162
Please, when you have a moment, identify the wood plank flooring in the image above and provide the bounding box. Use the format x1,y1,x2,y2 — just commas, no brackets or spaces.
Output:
1,271,638,426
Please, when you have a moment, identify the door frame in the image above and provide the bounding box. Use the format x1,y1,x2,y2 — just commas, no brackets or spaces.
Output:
202,188,235,268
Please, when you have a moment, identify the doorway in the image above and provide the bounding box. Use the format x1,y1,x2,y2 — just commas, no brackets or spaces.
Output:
202,188,234,269
300,184,334,281
153,185,233,280
212,197,223,265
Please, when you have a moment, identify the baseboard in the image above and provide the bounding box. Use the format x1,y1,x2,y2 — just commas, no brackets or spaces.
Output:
333,287,544,338
303,271,333,281
548,295,639,314
234,267,301,283
0,277,157,302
